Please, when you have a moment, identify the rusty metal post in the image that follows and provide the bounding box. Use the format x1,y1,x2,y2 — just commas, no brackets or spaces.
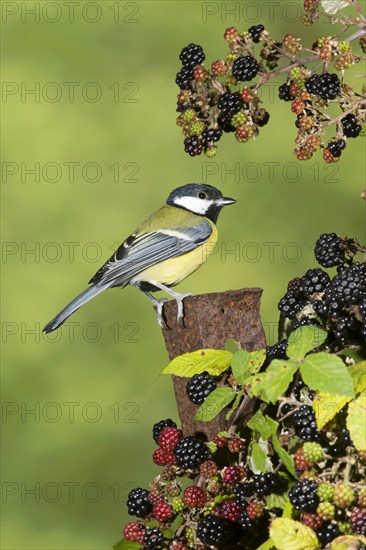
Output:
160,288,266,440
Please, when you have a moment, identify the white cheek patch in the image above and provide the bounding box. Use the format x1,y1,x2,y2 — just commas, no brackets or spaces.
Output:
174,196,214,215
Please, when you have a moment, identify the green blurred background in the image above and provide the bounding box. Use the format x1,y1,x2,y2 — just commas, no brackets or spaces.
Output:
1,1,365,548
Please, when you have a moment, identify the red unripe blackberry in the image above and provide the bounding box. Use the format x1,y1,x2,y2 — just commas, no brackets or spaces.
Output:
183,486,206,507
351,507,366,535
301,512,323,530
158,426,183,452
224,27,239,42
213,435,227,448
152,501,173,522
295,448,314,471
153,419,177,444
228,437,244,453
219,498,241,522
223,465,245,485
246,501,264,520
153,448,176,466
148,490,164,506
199,459,218,477
123,521,146,543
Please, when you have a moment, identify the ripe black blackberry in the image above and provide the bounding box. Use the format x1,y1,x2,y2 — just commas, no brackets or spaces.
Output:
173,436,210,470
289,479,319,511
290,315,321,333
197,515,230,547
333,313,361,345
300,268,330,298
248,24,265,43
202,128,223,144
317,522,340,545
186,372,217,405
326,264,366,307
233,482,255,506
253,473,279,497
232,55,259,81
278,290,305,319
239,509,257,529
305,73,340,99
265,339,288,364
175,67,193,90
179,43,205,68
184,135,203,156
217,113,236,133
359,297,366,319
305,74,319,95
153,419,177,444
218,92,243,117
142,527,164,549
279,83,295,101
342,113,362,138
314,233,345,268
327,139,346,158
127,487,152,518
292,405,324,442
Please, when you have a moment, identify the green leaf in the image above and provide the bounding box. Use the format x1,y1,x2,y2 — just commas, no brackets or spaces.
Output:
330,534,366,550
313,392,352,430
270,518,320,550
287,326,327,361
265,417,296,477
347,390,366,451
225,338,240,354
250,441,268,473
266,491,290,510
249,360,298,404
349,361,366,395
231,349,250,384
301,352,355,398
225,390,243,420
113,539,140,550
194,386,237,422
161,349,232,377
247,408,272,440
247,348,266,374
339,348,366,363
256,539,276,550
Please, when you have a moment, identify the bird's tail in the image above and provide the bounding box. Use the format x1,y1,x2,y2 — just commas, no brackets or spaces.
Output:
43,284,109,333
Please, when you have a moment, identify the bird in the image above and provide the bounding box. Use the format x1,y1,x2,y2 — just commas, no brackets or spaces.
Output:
43,183,236,333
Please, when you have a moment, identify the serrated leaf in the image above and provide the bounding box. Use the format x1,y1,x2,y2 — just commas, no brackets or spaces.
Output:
113,539,140,550
330,534,366,550
247,408,272,439
225,390,243,420
250,440,267,473
248,348,266,374
264,416,296,477
313,392,351,430
161,349,232,376
194,386,237,422
231,349,250,384
256,539,276,550
225,338,240,354
206,441,217,453
321,0,349,15
266,491,290,510
301,352,355,398
349,361,366,395
249,360,298,404
347,390,366,451
287,326,327,361
270,518,320,550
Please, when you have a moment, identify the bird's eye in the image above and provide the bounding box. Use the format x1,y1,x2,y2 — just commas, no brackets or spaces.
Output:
198,191,207,199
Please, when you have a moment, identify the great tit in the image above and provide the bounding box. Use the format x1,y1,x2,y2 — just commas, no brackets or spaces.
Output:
43,183,236,332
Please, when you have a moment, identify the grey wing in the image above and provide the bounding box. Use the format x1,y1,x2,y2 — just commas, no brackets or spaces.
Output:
89,221,212,287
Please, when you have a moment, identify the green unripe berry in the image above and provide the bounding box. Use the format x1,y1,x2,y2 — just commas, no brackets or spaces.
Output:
190,121,205,135
231,111,247,128
303,442,324,463
182,109,196,123
317,501,335,520
318,482,334,502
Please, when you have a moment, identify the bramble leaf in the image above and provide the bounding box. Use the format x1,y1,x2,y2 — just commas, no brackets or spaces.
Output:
287,326,327,362
194,386,236,422
231,349,250,385
301,352,355,398
347,390,366,451
269,518,319,550
161,349,232,376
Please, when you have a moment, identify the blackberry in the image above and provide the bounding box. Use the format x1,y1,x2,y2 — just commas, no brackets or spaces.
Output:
239,509,257,529
218,92,243,117
265,339,288,364
289,480,319,511
252,108,270,127
219,498,241,522
290,316,321,333
342,113,362,138
183,486,206,507
248,24,265,43
359,297,366,319
186,372,217,405
351,507,366,535
217,113,236,133
127,488,152,518
184,135,203,156
202,127,222,144
142,527,164,549
328,139,346,158
173,436,210,470
279,83,295,101
301,268,331,297
233,482,255,506
232,55,260,81
326,264,366,307
179,44,205,68
253,473,279,497
278,290,305,319
197,515,230,547
305,73,340,99
333,313,361,345
292,405,323,442
158,426,182,451
305,74,319,95
175,67,193,90
153,419,177,444
315,233,345,268
317,522,340,545
288,277,304,295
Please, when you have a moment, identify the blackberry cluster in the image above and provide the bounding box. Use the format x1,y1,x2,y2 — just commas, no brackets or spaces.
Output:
127,488,152,518
186,372,217,405
315,233,346,268
248,24,265,43
342,113,362,138
184,135,203,156
300,268,330,297
179,43,205,68
279,83,295,101
153,419,177,444
292,405,324,443
278,290,304,319
289,479,319,511
197,515,230,547
232,55,260,82
305,73,340,99
327,139,346,158
326,263,366,309
173,436,210,470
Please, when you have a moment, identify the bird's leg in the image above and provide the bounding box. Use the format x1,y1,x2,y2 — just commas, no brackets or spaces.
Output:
141,290,168,329
147,281,194,326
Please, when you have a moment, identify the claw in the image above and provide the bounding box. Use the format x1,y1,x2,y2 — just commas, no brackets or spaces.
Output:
154,298,168,329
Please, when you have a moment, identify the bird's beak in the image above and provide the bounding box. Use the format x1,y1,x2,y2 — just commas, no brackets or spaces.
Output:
219,196,236,206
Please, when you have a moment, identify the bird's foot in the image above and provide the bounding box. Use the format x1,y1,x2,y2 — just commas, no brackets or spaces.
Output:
153,298,169,329
174,292,194,327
